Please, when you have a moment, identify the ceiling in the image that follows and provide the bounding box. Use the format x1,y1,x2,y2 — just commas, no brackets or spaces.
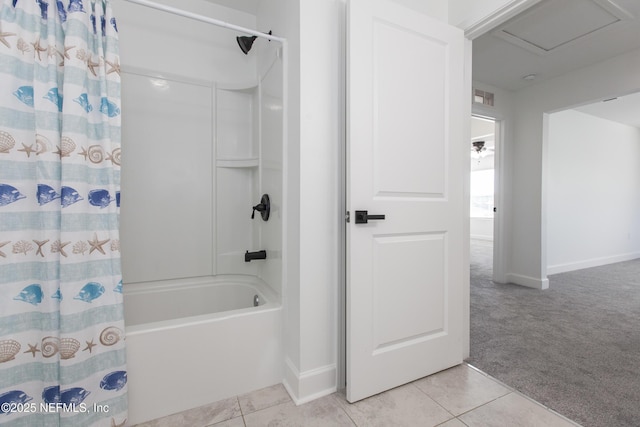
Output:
473,0,640,92
473,0,640,129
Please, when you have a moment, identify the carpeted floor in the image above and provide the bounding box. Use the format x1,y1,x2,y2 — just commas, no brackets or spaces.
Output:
466,239,640,427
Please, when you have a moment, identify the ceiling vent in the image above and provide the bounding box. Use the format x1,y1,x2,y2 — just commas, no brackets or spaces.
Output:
492,0,633,55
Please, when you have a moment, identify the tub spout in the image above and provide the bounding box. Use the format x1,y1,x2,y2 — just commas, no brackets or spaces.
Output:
245,250,267,262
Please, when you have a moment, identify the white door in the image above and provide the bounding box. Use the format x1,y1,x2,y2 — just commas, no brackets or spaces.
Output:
346,0,466,402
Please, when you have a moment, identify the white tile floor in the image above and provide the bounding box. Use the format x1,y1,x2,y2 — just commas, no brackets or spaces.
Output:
133,364,581,427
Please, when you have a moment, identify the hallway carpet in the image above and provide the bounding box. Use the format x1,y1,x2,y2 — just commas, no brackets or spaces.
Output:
466,239,640,427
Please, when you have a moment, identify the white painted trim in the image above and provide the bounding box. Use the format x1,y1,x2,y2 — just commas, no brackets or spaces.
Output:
470,234,493,241
471,109,506,284
540,113,550,284
547,252,640,276
491,118,507,285
283,358,337,405
463,0,543,40
283,357,300,399
337,0,348,392
462,38,473,362
506,273,549,290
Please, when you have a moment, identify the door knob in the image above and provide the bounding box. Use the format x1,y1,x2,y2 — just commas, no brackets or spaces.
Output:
354,210,386,224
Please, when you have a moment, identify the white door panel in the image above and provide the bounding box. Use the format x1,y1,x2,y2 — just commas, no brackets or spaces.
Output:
372,233,446,349
373,21,447,197
347,0,466,403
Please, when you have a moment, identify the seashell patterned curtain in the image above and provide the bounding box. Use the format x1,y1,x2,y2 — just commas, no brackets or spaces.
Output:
0,0,127,425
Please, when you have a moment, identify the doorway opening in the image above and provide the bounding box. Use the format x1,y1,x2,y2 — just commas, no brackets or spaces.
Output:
470,116,495,242
469,115,501,288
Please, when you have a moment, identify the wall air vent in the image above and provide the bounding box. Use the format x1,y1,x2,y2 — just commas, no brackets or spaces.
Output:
474,89,494,106
492,0,633,55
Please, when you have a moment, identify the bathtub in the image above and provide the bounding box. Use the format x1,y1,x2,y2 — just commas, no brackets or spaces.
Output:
124,275,283,424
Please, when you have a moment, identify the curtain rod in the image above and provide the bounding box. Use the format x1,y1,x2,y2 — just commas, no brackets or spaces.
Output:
122,0,286,43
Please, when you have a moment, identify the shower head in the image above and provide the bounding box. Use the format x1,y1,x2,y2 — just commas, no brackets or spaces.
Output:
236,31,272,55
237,35,257,54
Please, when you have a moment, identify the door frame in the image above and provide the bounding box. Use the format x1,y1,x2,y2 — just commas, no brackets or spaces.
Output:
471,108,507,285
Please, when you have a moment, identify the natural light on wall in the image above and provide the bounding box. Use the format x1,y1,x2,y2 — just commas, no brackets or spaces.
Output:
470,169,494,218
470,116,495,219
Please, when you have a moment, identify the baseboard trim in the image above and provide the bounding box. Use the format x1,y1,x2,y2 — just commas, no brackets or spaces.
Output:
547,252,640,275
283,358,337,405
506,273,549,290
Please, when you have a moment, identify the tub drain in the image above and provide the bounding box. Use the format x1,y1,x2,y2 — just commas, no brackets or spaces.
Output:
253,294,260,307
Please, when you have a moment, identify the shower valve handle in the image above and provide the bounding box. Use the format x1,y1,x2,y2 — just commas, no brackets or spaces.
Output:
252,203,266,219
251,194,271,221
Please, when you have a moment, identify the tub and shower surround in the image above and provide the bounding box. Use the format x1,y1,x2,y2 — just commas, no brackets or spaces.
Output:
119,55,280,284
121,76,286,423
114,0,285,423
116,0,283,290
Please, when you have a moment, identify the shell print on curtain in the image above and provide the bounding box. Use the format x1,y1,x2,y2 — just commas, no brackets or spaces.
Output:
0,0,127,426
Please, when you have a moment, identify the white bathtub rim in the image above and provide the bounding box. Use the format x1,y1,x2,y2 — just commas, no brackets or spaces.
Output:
124,274,281,336
125,303,281,336
124,274,275,296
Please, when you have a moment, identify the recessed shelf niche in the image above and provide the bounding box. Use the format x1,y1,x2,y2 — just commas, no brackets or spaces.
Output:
215,85,261,275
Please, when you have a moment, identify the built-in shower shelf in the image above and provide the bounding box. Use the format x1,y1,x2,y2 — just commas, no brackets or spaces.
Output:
217,158,259,168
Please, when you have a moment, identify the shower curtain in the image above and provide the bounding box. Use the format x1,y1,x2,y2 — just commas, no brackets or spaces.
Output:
0,0,127,426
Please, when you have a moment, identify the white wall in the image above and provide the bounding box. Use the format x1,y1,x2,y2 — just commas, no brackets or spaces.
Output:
391,0,448,21
546,109,640,274
278,0,344,404
255,0,301,387
114,0,256,84
470,218,493,240
295,0,345,400
506,48,640,288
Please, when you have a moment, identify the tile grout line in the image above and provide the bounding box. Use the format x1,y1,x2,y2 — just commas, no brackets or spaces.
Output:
236,395,249,427
408,364,511,422
338,404,359,427
330,391,372,426
434,416,472,427
408,381,459,423
453,391,516,418
464,362,583,426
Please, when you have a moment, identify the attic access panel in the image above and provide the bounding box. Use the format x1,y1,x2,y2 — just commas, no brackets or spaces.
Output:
493,0,632,55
